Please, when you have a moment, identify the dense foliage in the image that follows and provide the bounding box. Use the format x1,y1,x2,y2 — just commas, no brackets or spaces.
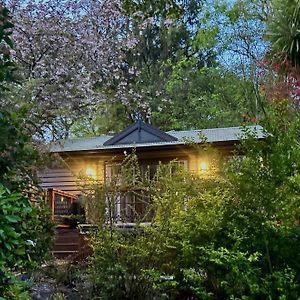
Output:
0,0,299,298
0,5,54,299
266,0,300,70
85,104,300,299
0,109,44,191
0,0,298,139
0,185,53,299
0,6,15,91
1,0,271,139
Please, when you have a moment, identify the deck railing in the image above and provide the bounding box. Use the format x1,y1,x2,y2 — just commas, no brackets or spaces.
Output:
48,188,77,223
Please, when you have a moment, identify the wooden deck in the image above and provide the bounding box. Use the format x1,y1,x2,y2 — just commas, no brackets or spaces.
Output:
41,188,92,259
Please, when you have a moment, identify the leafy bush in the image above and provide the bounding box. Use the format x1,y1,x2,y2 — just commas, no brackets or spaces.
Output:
224,103,300,298
86,104,300,299
0,108,54,299
0,6,54,299
89,228,161,299
0,184,54,298
86,151,229,299
0,109,45,191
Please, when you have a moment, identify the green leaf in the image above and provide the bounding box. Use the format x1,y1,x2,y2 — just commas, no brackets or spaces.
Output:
15,248,25,255
5,215,19,223
4,242,12,250
0,229,5,239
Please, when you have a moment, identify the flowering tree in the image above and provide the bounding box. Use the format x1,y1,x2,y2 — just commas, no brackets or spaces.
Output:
75,0,253,133
4,0,130,139
258,59,300,115
3,0,268,139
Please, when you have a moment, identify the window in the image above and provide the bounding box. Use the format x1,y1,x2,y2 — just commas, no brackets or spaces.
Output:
104,159,188,223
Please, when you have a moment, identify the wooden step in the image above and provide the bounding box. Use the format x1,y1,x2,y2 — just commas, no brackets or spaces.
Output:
55,236,79,243
55,231,79,235
53,228,80,258
55,228,79,234
52,250,79,259
53,243,79,252
55,228,79,243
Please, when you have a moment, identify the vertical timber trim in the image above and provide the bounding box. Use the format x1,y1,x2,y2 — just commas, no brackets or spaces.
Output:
48,188,55,220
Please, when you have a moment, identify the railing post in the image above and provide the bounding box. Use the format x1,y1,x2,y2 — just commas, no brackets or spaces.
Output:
48,188,55,220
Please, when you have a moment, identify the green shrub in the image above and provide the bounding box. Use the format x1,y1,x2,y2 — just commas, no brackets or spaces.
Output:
87,153,229,299
89,228,161,299
0,184,54,298
86,104,300,299
223,103,300,299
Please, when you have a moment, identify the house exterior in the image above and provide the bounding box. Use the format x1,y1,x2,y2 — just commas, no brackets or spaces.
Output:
40,120,263,222
40,121,264,257
39,120,263,223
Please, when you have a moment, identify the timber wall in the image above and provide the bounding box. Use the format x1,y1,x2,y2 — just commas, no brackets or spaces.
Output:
39,143,236,194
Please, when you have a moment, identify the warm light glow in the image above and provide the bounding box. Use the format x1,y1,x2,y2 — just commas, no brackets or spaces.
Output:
200,162,208,172
85,167,96,179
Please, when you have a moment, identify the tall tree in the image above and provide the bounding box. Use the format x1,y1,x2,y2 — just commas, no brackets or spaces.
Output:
5,0,129,140
0,4,44,190
0,4,14,91
4,0,270,138
260,0,300,113
74,0,261,134
210,0,269,119
266,0,300,70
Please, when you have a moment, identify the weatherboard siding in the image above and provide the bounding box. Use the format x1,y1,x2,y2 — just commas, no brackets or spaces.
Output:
39,158,107,194
39,145,234,194
39,122,263,195
39,168,80,194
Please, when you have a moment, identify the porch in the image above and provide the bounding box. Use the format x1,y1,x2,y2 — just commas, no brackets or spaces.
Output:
47,188,90,259
47,188,150,258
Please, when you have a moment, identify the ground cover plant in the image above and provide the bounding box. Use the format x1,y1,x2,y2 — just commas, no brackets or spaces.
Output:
0,185,53,299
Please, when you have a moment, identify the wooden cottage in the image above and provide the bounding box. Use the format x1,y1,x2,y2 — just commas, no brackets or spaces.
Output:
40,120,263,220
39,120,263,257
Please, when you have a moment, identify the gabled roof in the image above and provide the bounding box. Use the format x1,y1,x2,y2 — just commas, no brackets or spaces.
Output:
50,125,265,153
103,120,177,145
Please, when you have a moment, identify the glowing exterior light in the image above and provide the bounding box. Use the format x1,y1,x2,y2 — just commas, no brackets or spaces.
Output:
200,162,208,172
85,167,96,179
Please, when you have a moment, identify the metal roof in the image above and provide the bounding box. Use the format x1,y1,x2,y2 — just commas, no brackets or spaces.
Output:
50,125,265,153
168,126,265,142
104,119,177,145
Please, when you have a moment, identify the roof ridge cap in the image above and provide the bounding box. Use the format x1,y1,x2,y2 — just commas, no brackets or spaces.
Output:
55,134,113,142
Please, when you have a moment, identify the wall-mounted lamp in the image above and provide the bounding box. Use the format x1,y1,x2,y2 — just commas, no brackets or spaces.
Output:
85,167,96,179
200,162,208,172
